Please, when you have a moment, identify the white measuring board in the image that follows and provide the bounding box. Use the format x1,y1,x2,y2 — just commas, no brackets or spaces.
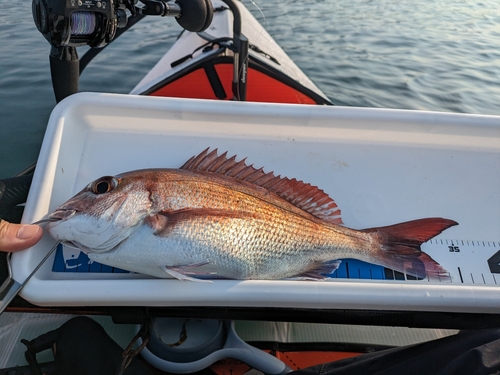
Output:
12,93,500,312
49,240,500,285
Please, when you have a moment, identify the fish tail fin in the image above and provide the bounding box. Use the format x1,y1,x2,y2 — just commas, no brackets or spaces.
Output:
363,218,458,281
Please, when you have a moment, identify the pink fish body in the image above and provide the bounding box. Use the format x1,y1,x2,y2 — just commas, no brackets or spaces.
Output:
46,149,457,281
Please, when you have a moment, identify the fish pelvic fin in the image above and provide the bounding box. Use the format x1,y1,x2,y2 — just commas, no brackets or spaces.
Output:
161,265,213,283
363,218,458,281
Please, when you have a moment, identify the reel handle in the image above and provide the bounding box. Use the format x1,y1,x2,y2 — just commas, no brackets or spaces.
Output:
140,0,213,32
175,0,213,32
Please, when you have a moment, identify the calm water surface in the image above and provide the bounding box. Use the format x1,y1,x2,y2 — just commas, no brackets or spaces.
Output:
0,0,499,177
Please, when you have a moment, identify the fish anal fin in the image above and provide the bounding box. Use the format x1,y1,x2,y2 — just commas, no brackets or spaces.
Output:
365,217,458,280
290,260,342,280
181,148,343,224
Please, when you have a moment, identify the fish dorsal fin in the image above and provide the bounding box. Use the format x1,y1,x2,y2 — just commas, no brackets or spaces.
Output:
181,148,343,224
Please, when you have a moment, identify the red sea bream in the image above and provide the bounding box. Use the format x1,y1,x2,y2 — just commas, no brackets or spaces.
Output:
46,149,457,281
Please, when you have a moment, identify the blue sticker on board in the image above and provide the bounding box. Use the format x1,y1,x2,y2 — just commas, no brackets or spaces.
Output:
52,243,129,273
328,259,387,280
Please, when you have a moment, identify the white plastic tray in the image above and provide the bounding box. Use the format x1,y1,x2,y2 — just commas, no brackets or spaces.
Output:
12,92,500,312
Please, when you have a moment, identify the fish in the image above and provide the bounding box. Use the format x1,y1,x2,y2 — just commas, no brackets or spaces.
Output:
46,148,458,281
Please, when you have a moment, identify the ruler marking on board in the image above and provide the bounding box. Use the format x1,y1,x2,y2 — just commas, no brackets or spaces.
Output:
457,267,464,283
422,237,500,285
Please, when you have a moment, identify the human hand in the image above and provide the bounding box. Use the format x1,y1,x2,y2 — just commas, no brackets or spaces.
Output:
0,219,43,252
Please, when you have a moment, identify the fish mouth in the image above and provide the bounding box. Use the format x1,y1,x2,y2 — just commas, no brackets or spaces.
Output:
47,209,77,222
32,217,60,225
32,210,76,225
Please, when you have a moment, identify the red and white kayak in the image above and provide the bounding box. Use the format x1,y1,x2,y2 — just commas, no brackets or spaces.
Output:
130,0,332,104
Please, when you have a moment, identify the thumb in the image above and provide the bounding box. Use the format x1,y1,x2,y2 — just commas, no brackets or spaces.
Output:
0,220,43,252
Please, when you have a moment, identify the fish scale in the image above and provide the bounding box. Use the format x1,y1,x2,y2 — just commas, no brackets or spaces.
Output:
159,212,325,278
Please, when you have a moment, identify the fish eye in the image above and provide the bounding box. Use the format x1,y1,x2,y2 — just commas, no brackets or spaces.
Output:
91,176,118,195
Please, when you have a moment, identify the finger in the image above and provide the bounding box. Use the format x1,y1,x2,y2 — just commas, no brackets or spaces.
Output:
0,220,43,252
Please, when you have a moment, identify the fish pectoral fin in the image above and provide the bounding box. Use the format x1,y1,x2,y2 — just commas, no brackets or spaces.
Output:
144,213,170,234
146,209,252,236
288,260,342,281
161,265,213,283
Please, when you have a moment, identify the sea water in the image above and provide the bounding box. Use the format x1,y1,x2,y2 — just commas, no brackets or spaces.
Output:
0,0,499,177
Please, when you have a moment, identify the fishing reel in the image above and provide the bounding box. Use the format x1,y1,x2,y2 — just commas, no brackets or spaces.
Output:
32,0,213,49
32,0,213,102
32,0,126,49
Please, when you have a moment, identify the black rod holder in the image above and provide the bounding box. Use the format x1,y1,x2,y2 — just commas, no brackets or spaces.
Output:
49,46,79,103
221,0,247,101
